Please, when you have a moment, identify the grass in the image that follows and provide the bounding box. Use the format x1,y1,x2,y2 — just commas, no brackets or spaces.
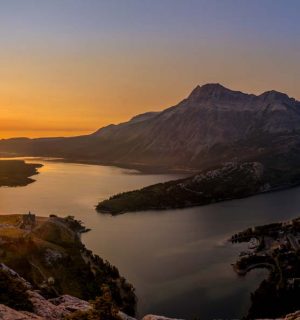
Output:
0,214,22,225
0,227,26,239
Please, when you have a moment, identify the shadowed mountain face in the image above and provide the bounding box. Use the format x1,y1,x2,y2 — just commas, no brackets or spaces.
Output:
1,84,300,172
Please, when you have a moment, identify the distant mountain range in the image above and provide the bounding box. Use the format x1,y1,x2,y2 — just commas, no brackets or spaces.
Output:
1,83,300,173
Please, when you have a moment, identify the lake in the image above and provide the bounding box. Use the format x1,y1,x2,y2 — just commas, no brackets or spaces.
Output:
1,158,299,319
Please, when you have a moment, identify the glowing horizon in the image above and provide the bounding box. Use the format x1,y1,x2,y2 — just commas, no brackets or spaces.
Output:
1,0,300,139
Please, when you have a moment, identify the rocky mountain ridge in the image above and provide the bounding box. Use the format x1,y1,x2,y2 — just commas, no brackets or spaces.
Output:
0,84,299,172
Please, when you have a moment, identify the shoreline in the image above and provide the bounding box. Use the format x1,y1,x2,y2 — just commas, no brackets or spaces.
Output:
96,179,300,215
0,154,197,175
231,217,300,318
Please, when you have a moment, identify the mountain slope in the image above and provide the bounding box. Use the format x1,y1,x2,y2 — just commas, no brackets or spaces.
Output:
92,83,300,170
0,83,300,172
96,161,300,214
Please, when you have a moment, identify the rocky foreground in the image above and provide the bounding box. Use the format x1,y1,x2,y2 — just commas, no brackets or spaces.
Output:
0,262,298,320
0,262,183,320
0,214,298,320
0,214,187,320
0,214,136,319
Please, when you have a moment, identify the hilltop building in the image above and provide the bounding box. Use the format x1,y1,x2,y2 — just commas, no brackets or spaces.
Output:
20,211,36,230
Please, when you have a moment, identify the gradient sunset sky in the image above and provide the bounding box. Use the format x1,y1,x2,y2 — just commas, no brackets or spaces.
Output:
1,0,300,138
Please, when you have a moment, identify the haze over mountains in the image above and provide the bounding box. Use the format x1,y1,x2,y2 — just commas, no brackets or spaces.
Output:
1,83,300,172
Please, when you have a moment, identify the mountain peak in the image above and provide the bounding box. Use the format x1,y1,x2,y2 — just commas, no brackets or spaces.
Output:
200,83,228,91
259,90,290,102
188,83,238,100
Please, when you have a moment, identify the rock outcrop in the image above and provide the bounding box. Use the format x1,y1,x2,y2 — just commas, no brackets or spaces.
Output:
0,305,184,320
282,310,300,320
0,304,43,320
27,292,91,320
0,263,91,320
142,316,184,320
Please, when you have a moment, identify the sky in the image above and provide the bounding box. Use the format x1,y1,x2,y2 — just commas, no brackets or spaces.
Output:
0,0,300,138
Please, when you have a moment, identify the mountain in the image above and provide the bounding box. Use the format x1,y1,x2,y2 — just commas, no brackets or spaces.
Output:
1,83,300,172
90,83,300,170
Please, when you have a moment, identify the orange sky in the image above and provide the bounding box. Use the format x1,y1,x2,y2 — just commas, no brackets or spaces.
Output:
1,1,300,139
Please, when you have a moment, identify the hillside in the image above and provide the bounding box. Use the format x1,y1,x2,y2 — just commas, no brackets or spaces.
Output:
0,84,300,172
0,214,136,316
96,161,300,214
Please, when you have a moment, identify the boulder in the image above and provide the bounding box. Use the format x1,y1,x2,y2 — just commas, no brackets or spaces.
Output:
48,294,91,313
0,304,43,320
142,315,185,320
118,311,137,320
27,291,91,320
284,310,300,320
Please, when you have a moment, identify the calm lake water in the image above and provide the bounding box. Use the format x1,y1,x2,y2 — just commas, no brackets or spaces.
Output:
1,159,300,319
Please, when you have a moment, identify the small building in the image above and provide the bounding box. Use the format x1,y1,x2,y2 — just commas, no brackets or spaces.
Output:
20,211,36,230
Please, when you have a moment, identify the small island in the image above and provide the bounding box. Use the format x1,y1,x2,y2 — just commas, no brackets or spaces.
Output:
0,159,42,187
231,217,300,319
0,213,136,319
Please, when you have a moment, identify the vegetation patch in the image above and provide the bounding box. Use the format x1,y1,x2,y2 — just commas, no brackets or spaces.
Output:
0,160,42,187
